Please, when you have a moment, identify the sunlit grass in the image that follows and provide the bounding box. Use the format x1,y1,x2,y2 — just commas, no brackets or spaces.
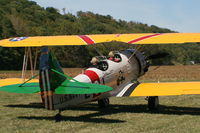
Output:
0,92,200,133
1,66,200,133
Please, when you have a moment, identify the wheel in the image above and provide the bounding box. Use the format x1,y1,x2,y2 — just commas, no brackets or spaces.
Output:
101,62,108,71
148,96,159,110
98,98,110,108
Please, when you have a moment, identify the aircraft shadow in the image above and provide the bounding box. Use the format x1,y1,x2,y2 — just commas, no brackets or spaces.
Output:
6,103,200,116
80,104,200,116
18,115,125,123
4,102,43,109
4,103,200,123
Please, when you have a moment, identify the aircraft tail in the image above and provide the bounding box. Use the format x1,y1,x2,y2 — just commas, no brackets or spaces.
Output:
39,47,65,110
39,47,113,110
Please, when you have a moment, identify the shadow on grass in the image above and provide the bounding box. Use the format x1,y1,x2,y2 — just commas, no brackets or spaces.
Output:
18,115,125,123
6,102,200,116
4,103,200,123
67,103,200,116
4,102,43,109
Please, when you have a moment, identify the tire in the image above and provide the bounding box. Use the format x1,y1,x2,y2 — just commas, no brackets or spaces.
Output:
148,96,159,110
98,98,110,108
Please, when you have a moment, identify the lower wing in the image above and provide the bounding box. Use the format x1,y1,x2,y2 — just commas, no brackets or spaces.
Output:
0,78,39,87
116,81,200,97
131,82,200,96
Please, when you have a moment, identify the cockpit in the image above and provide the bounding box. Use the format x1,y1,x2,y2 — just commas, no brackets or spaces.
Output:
90,51,122,71
108,51,122,62
90,56,109,71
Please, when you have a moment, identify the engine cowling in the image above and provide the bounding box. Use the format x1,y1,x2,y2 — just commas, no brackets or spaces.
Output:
122,49,149,77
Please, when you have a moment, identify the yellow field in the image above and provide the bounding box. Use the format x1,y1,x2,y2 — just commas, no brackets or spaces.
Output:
1,65,200,81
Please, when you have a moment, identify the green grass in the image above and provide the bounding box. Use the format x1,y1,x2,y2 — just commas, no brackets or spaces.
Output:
1,66,200,133
0,92,200,133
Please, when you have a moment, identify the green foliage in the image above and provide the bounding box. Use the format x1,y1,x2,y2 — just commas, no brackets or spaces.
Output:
0,47,24,70
0,0,199,70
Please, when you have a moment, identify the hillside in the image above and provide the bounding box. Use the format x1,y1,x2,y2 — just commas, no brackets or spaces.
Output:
0,0,199,69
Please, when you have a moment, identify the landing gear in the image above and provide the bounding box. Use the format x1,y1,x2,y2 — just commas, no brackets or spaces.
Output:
98,98,110,108
147,96,159,110
55,109,62,122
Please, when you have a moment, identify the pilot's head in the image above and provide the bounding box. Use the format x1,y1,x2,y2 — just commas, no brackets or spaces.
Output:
90,57,98,65
108,51,114,57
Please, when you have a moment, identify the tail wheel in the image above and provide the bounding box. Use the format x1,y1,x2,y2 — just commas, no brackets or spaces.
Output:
148,96,159,110
98,98,110,108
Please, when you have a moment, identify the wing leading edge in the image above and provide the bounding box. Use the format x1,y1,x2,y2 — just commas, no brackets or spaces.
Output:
1,33,200,47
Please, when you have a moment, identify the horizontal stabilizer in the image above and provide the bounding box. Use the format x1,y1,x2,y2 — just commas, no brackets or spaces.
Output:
55,79,112,94
0,83,40,93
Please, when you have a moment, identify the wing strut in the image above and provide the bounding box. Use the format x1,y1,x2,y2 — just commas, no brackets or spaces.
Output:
21,47,39,82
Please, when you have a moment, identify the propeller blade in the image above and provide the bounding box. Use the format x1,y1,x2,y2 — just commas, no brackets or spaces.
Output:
147,52,170,60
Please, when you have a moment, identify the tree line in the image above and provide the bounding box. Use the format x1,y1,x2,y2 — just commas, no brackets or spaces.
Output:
0,0,199,70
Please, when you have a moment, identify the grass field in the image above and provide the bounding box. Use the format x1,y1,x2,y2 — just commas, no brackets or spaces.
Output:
0,65,200,133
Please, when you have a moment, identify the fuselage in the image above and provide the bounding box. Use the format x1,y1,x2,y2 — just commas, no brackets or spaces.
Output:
52,49,149,109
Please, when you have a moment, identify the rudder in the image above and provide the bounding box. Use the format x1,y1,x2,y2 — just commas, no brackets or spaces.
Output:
39,47,65,110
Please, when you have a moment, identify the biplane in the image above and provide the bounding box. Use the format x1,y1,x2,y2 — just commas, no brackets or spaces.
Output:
1,33,200,121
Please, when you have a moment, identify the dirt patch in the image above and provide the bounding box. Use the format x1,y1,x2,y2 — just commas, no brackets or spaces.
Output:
139,65,200,81
1,65,200,81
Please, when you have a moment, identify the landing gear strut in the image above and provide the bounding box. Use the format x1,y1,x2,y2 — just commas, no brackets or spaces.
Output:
147,96,159,110
55,109,62,122
98,98,110,108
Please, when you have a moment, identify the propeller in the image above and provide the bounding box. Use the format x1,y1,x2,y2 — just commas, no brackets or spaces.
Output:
146,52,170,60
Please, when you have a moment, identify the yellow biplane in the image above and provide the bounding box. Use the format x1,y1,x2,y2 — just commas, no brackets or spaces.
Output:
0,33,200,121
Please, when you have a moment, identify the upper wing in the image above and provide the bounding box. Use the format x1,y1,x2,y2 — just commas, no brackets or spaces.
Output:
130,82,200,96
1,33,200,47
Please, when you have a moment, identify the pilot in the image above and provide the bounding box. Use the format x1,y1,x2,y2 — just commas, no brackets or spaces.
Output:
108,51,119,62
90,57,98,66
